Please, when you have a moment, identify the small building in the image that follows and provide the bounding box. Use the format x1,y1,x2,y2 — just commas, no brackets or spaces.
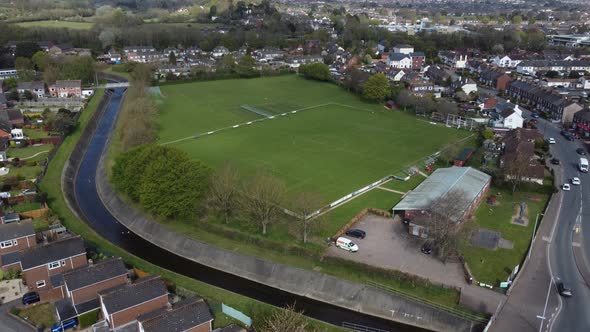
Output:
137,297,213,332
99,275,168,330
10,128,24,140
453,147,474,166
392,167,491,237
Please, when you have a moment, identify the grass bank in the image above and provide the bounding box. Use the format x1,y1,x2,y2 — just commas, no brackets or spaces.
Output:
14,20,93,30
38,89,345,332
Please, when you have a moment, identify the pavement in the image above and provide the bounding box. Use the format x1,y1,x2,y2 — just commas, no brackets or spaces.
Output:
325,215,505,314
0,300,34,332
491,111,590,332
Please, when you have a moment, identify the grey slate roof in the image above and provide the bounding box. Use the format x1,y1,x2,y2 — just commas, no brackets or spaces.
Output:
20,236,86,270
63,257,127,291
393,167,491,222
54,80,81,88
389,53,410,61
55,298,77,321
17,81,44,91
99,275,167,314
138,297,212,332
0,221,34,242
50,273,64,287
75,298,101,315
1,251,21,266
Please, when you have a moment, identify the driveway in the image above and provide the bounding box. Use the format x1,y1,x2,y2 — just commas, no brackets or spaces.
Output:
0,300,34,332
326,215,505,314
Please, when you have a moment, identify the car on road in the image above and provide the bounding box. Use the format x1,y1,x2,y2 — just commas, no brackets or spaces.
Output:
548,138,556,144
563,183,571,191
345,229,366,239
572,177,581,185
421,242,433,255
556,281,573,297
576,148,586,155
551,158,560,165
531,113,540,118
21,292,40,305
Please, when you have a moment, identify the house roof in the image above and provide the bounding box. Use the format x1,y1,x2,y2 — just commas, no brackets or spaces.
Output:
500,108,516,119
393,167,491,222
20,236,86,270
17,81,44,91
3,213,20,221
99,275,167,314
6,109,23,122
389,53,410,61
56,298,78,321
394,44,413,48
483,97,498,109
63,257,127,291
0,221,34,242
54,80,81,89
138,297,212,332
0,251,21,266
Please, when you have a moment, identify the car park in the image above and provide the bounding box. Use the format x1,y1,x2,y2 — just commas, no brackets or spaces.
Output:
572,177,581,185
557,281,573,297
21,292,40,305
551,158,560,165
576,148,586,155
548,138,556,144
345,229,366,239
563,183,571,191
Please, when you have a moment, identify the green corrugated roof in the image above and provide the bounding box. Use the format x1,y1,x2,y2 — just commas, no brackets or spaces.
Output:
393,167,491,222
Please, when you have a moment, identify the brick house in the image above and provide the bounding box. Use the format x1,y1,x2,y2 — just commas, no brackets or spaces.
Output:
0,221,36,270
99,275,168,330
55,257,128,323
49,80,82,98
137,296,213,332
20,236,87,301
479,69,512,91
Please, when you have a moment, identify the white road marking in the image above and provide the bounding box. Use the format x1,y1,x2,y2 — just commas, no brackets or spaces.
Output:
543,236,551,243
572,242,581,247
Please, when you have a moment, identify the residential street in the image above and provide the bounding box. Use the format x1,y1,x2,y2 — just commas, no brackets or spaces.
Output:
491,114,590,332
0,300,34,332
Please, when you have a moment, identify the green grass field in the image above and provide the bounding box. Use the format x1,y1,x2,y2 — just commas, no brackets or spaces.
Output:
159,75,470,203
14,20,93,30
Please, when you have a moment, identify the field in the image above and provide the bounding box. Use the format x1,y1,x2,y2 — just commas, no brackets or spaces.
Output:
158,75,470,203
14,20,93,30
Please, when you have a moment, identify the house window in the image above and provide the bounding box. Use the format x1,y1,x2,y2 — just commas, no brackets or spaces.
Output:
48,261,61,270
61,260,66,267
36,280,46,288
0,240,13,248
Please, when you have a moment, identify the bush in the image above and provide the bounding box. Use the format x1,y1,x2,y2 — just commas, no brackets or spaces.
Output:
26,160,37,167
299,63,331,81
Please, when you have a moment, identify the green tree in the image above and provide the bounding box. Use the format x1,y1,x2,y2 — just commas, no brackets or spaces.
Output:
363,73,390,101
52,113,76,135
2,77,17,90
236,54,257,78
31,51,50,71
168,51,177,65
298,63,330,81
256,305,314,332
511,15,523,24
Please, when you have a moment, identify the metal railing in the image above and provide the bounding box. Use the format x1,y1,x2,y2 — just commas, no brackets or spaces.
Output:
366,280,489,324
342,322,392,332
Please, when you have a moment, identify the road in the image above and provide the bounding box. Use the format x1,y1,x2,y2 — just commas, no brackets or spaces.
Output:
0,300,34,332
491,113,590,332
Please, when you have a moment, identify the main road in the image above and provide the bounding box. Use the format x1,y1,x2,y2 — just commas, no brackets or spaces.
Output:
491,114,590,332
68,87,430,332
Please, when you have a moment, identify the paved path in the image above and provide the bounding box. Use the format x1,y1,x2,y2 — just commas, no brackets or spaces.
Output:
0,300,34,332
375,186,406,195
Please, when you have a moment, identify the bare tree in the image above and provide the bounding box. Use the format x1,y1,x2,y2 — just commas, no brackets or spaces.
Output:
240,173,287,235
503,154,533,194
417,189,474,261
207,163,240,223
256,304,314,332
290,192,326,244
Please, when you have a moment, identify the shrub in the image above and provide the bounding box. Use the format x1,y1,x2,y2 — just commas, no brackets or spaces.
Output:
26,160,37,167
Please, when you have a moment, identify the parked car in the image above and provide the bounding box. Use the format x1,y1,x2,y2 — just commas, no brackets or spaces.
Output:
556,281,573,297
51,318,78,332
335,237,359,252
531,113,540,119
563,183,571,191
576,148,586,155
548,138,556,144
21,292,40,305
345,229,366,239
572,177,581,185
551,158,560,165
421,242,433,255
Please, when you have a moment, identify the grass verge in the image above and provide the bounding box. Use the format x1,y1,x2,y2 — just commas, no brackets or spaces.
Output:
16,303,55,329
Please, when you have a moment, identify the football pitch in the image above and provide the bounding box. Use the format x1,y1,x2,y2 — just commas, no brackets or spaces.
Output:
157,75,470,202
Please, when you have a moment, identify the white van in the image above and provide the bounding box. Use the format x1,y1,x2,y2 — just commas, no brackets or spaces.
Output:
335,237,359,252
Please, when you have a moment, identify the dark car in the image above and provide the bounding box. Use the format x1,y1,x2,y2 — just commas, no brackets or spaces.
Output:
531,113,540,119
551,158,561,165
22,292,40,305
576,148,586,155
345,229,366,239
421,242,433,255
566,135,575,141
557,281,573,297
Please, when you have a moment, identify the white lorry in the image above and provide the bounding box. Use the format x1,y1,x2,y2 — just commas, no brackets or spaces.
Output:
580,158,588,173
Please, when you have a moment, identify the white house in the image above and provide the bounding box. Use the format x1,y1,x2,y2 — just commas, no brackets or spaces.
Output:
10,129,24,140
388,53,412,69
439,51,468,69
492,55,524,68
393,44,414,55
451,77,478,95
211,46,230,58
390,69,406,82
490,102,524,129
